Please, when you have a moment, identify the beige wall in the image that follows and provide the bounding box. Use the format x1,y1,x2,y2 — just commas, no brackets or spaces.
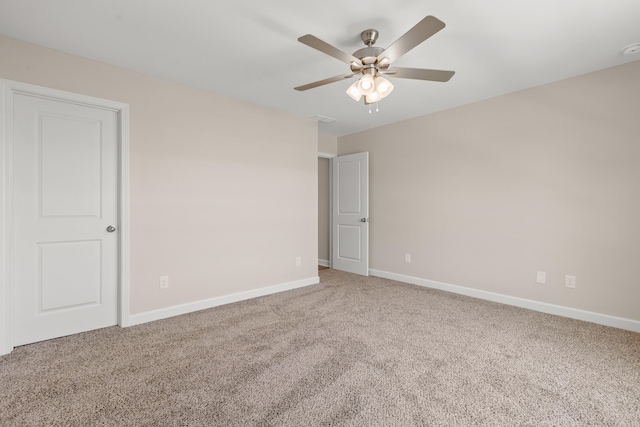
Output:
0,36,318,315
339,60,640,321
318,133,338,155
318,158,330,262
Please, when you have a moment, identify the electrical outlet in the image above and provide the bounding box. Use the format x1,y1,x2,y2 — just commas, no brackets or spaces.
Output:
536,271,546,284
565,275,576,289
296,257,301,267
404,253,411,263
159,276,169,290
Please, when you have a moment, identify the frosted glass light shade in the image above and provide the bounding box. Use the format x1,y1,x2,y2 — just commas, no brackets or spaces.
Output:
375,76,394,99
357,74,375,95
347,74,394,104
346,81,362,101
365,91,381,104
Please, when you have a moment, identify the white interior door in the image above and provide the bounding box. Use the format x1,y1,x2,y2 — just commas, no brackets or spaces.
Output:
332,152,369,275
12,92,119,346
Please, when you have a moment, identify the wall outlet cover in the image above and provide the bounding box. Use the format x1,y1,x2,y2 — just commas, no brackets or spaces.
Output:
565,275,576,288
159,276,169,289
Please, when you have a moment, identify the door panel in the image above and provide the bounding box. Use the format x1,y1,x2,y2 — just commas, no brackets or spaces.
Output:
39,240,102,311
12,93,119,346
337,160,362,213
332,152,369,275
39,114,102,217
337,225,361,260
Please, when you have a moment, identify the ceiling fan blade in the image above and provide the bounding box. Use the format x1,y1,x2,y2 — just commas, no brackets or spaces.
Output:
298,34,363,66
376,16,446,64
294,74,356,91
384,67,455,82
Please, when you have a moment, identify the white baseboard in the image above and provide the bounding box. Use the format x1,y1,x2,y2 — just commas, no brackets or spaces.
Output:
127,276,320,327
318,259,330,267
370,269,640,333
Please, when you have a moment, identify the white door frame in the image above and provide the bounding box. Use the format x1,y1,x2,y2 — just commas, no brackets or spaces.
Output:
0,79,131,355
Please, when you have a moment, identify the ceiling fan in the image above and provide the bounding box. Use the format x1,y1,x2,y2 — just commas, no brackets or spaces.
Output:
294,15,455,105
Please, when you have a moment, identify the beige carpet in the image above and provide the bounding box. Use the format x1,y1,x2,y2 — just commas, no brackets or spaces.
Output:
1,269,639,426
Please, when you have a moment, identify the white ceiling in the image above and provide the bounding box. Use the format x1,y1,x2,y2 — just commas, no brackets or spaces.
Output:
1,0,639,136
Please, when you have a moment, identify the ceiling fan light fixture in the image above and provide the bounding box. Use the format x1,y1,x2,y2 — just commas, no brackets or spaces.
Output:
365,91,381,104
346,81,362,101
375,76,394,99
357,74,375,95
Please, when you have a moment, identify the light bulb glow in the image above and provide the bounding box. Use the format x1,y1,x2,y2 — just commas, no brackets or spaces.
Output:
346,73,395,105
365,91,380,103
357,74,375,95
374,76,394,99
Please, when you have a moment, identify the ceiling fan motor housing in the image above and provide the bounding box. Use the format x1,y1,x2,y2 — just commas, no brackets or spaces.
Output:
351,46,385,73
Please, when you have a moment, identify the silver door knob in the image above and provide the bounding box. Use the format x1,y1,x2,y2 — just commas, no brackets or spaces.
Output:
360,218,367,222
106,226,116,232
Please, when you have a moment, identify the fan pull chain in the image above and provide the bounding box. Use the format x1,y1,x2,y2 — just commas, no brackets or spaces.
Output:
368,103,380,114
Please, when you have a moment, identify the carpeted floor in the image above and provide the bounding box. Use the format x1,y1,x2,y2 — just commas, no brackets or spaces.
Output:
1,269,639,426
